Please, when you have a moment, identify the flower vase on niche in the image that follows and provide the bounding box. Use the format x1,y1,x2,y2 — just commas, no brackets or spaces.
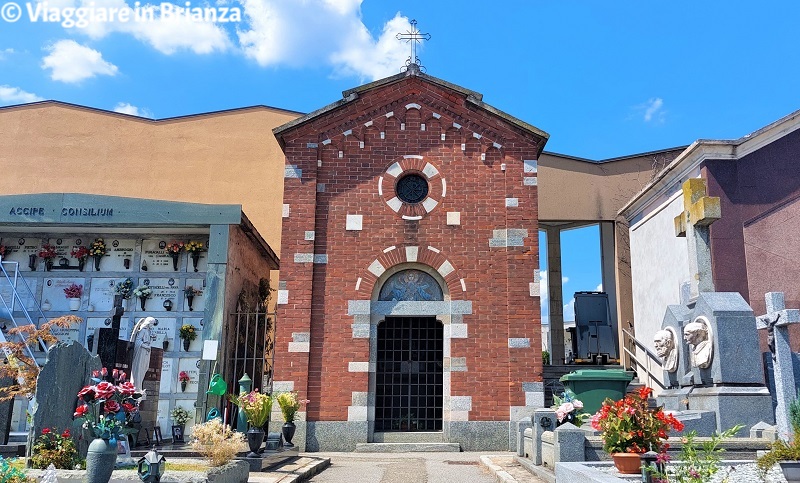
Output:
38,243,57,272
78,259,85,271
191,253,200,272
123,258,131,270
179,324,197,352
70,246,89,272
185,286,197,311
139,297,147,311
133,284,152,311
170,253,180,271
28,254,36,271
89,238,107,271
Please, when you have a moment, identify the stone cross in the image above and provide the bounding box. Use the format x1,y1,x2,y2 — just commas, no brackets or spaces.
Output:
673,178,721,300
756,292,800,441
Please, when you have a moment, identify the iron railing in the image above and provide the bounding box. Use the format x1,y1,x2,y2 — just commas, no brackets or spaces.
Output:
621,327,665,390
222,304,276,395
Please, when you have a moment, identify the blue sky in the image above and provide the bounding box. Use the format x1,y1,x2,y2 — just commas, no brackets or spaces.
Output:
2,0,800,323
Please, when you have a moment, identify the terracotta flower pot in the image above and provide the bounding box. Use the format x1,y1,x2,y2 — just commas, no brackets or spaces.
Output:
611,453,642,474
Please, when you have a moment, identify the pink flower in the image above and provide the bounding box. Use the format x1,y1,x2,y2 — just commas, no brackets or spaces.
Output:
104,400,120,413
555,408,567,422
122,402,137,413
95,381,115,399
561,402,575,414
100,367,108,377
117,381,136,396
573,400,583,410
590,413,601,430
92,370,99,378
77,385,96,401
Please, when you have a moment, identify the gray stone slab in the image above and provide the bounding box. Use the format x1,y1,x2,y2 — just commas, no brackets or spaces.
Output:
523,382,544,392
687,386,774,434
347,300,370,315
554,423,585,462
354,442,460,452
555,462,628,483
30,341,101,457
284,165,302,178
305,421,368,452
446,421,511,451
507,237,526,247
313,254,328,264
293,253,314,263
291,332,310,342
489,238,507,248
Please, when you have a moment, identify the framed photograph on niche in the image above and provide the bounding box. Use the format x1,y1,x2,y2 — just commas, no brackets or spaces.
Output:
171,425,184,443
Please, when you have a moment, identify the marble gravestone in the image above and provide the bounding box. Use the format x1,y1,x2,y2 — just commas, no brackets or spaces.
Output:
653,304,691,410
656,292,774,435
28,342,101,457
756,292,800,441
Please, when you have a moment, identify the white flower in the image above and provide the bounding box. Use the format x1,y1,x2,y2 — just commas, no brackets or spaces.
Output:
573,400,584,409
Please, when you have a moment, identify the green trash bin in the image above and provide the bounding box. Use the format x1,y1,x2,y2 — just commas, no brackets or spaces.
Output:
559,369,633,415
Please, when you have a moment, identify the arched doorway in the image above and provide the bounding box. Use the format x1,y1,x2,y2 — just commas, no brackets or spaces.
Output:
375,269,444,432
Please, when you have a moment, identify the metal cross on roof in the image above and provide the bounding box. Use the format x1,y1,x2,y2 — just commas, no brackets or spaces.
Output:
396,19,430,72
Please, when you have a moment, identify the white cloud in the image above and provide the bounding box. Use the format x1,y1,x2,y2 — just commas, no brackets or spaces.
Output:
562,276,569,284
563,298,575,323
596,283,603,292
0,48,14,60
42,40,118,83
641,97,665,123
113,102,152,117
0,85,44,105
72,0,232,55
238,0,412,80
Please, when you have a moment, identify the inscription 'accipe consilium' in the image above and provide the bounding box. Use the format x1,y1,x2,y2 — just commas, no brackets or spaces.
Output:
8,206,114,217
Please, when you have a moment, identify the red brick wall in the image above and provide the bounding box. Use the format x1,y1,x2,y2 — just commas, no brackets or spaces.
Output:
276,75,545,422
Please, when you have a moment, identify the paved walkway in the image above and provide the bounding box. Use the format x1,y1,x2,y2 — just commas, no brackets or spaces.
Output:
247,452,551,483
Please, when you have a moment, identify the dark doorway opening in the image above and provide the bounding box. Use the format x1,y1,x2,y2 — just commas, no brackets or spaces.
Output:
375,317,443,432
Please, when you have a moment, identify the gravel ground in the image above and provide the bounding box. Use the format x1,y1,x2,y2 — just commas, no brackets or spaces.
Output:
596,461,786,483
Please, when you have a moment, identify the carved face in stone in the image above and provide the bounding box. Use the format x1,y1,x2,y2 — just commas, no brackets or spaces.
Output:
683,322,708,346
653,330,674,358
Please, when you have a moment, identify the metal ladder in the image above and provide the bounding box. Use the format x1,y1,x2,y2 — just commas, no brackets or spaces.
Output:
0,258,52,438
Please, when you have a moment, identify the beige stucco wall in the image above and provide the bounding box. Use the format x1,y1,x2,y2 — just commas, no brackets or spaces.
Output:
0,102,300,255
629,193,690,361
538,150,685,221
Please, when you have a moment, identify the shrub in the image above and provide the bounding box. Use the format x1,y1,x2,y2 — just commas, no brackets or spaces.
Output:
30,427,82,470
190,419,246,467
649,425,742,482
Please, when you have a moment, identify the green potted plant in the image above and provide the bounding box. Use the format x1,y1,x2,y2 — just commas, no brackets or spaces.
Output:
276,391,308,447
591,386,684,474
230,390,273,457
179,324,197,351
757,394,800,482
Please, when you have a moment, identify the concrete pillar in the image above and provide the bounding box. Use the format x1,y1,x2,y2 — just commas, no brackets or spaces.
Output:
531,408,557,465
614,216,635,369
599,222,619,360
553,422,585,463
546,227,565,364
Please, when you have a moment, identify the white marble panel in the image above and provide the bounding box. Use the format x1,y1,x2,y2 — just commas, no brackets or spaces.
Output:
42,277,86,312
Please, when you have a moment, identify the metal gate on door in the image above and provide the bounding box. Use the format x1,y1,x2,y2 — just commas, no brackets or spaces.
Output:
375,317,443,432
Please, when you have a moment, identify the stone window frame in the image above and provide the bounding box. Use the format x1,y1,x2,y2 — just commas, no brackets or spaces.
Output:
378,155,445,220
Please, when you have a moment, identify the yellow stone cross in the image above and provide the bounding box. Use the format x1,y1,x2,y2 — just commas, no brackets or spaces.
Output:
673,178,721,297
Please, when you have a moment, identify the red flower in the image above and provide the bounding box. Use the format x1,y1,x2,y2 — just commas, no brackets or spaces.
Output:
122,402,137,413
74,404,88,417
92,370,99,378
117,381,136,396
42,428,51,434
104,400,120,413
77,385,96,401
62,429,71,438
95,381,115,399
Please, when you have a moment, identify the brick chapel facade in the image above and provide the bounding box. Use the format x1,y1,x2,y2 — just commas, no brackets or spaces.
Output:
273,67,548,451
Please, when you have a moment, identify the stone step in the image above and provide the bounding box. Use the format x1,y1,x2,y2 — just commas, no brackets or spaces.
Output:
8,432,27,443
372,431,443,443
354,442,461,453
